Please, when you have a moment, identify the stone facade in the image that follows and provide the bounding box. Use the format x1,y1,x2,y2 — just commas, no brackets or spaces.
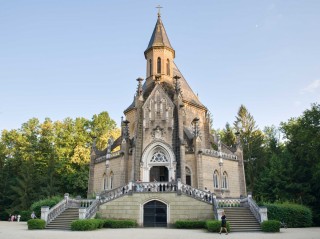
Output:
87,14,247,200
99,192,214,226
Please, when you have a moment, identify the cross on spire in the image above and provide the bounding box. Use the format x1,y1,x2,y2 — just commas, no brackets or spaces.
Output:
156,5,163,17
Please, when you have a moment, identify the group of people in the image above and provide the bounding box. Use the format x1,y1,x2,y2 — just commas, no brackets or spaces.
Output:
8,214,21,222
8,211,37,222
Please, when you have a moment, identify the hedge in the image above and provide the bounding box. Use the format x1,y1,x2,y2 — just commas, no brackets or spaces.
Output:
30,196,62,218
206,220,231,232
261,220,280,232
71,219,104,231
263,203,312,227
27,219,46,230
103,219,137,228
175,220,206,229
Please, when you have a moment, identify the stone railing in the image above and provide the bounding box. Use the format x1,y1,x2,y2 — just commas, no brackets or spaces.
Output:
41,194,96,224
95,150,121,164
44,197,68,224
99,185,130,204
247,194,268,223
132,182,177,193
78,199,100,219
180,183,213,204
216,198,241,208
201,148,237,160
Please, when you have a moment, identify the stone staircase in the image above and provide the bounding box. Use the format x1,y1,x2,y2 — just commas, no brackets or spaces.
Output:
46,208,79,230
223,207,261,232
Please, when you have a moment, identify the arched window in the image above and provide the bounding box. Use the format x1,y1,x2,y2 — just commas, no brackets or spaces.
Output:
166,59,170,75
110,171,114,189
103,173,108,190
150,150,168,163
149,59,152,76
222,172,228,189
213,170,219,189
157,57,161,74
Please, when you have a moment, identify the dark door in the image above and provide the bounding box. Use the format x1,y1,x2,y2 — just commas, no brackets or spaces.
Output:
150,166,168,182
186,175,191,186
143,200,167,227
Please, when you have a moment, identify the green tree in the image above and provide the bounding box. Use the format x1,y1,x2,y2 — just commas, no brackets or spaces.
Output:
234,105,264,193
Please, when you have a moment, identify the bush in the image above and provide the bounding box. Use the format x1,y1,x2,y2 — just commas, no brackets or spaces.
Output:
27,219,46,230
206,220,231,232
103,219,137,228
71,219,104,231
263,203,312,227
20,210,32,221
30,196,62,218
261,220,280,232
175,220,206,229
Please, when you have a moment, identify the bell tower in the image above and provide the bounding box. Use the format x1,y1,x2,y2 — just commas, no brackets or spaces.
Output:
144,11,175,89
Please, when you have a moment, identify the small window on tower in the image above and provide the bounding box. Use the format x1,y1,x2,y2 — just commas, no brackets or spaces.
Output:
149,59,152,76
166,59,170,75
157,57,161,74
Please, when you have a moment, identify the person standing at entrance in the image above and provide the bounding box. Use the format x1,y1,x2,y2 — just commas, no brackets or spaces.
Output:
219,212,228,235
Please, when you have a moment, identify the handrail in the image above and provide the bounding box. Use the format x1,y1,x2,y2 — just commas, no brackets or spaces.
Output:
248,195,261,222
180,183,213,204
133,182,177,193
46,199,67,224
99,184,130,204
85,199,100,219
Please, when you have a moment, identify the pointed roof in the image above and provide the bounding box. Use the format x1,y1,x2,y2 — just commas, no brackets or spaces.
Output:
145,15,174,53
172,62,206,109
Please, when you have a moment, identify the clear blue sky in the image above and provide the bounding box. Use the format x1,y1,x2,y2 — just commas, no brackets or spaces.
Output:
1,0,319,132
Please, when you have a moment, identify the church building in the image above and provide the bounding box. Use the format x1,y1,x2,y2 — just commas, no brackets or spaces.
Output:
87,12,247,199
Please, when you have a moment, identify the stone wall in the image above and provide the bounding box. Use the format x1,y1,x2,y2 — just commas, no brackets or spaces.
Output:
98,192,214,226
202,155,241,198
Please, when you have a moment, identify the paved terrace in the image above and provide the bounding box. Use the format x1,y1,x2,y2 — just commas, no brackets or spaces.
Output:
0,222,319,239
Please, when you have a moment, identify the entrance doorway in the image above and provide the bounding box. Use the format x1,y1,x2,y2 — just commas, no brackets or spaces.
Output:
186,175,191,186
143,200,167,227
150,166,168,182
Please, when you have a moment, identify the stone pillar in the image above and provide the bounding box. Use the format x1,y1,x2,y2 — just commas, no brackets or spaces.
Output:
180,143,186,184
177,178,182,195
217,208,224,221
128,181,133,195
41,206,49,223
259,207,268,222
79,208,86,219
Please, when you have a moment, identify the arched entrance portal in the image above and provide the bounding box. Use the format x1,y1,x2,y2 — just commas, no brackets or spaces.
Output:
143,200,167,227
141,141,176,182
150,166,168,182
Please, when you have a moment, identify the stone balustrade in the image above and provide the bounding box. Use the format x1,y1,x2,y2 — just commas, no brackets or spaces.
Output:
216,198,241,207
201,148,237,160
132,182,177,193
180,183,213,204
99,185,130,204
248,194,268,223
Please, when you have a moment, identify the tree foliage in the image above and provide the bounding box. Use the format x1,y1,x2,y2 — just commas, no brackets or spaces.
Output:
0,111,120,215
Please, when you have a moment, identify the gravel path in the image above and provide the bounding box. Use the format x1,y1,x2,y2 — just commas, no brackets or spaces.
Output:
1,222,319,239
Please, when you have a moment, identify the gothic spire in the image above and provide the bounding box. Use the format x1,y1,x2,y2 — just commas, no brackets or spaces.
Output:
145,12,174,55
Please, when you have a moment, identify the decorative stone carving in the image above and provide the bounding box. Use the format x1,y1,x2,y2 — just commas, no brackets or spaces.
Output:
151,126,165,139
150,150,168,163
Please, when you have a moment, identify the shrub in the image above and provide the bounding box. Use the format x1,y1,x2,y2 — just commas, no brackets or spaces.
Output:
175,220,206,229
20,210,32,221
263,203,312,227
206,220,231,232
103,219,137,228
261,220,280,232
27,219,46,230
30,196,62,218
71,219,104,231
